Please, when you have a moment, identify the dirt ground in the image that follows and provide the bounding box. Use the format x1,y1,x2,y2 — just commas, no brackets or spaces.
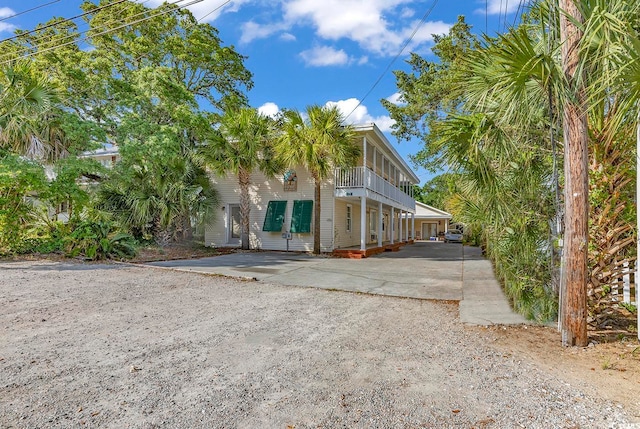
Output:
1,258,639,428
482,324,640,419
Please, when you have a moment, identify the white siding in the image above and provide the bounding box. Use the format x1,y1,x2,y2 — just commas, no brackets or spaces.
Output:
205,166,335,252
334,199,361,249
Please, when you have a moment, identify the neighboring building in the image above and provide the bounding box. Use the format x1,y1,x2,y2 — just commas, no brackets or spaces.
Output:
205,123,419,253
407,201,453,240
80,145,120,169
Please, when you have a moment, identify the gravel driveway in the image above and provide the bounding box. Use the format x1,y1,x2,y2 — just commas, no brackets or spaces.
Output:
0,261,631,428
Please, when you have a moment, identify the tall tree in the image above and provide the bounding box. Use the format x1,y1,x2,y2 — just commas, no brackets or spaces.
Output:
276,105,360,255
203,107,281,250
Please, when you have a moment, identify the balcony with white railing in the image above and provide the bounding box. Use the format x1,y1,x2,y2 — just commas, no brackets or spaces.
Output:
334,166,415,211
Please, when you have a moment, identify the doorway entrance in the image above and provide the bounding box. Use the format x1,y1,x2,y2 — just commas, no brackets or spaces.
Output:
228,204,241,244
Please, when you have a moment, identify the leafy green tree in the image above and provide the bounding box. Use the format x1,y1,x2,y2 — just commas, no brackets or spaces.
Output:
203,107,281,250
0,150,47,253
97,133,218,244
382,16,478,172
414,174,457,209
276,105,360,254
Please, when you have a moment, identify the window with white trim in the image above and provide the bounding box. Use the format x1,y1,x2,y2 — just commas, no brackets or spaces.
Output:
346,204,352,232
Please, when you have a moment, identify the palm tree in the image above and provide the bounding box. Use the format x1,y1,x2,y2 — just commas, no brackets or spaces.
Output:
0,62,65,160
203,107,281,250
276,105,360,254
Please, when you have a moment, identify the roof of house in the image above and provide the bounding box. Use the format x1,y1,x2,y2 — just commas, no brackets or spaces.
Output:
414,201,452,219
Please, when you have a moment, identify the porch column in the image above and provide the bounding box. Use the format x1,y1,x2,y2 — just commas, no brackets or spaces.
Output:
373,146,377,175
360,196,367,250
378,201,383,247
399,210,403,242
363,136,367,169
390,207,395,244
411,213,415,240
405,212,409,241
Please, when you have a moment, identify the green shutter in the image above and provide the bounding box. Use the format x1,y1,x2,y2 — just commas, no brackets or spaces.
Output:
262,200,287,232
290,200,313,233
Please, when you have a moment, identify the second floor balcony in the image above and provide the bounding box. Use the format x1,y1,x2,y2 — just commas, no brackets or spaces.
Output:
334,166,415,212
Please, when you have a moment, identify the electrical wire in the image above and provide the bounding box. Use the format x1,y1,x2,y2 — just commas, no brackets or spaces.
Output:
0,0,129,44
344,0,439,121
0,0,198,65
0,0,60,22
195,0,232,22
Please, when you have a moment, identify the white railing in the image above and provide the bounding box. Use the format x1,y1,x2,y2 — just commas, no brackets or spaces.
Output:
335,167,415,210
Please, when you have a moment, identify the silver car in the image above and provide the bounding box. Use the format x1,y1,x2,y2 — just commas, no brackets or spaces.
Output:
444,229,463,243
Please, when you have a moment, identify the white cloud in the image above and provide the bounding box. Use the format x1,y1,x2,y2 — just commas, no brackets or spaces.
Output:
258,102,280,118
476,0,522,15
136,0,250,23
0,22,16,34
299,45,350,67
280,32,296,42
386,92,404,105
240,21,285,44
0,7,14,18
283,0,451,56
325,98,395,131
0,7,16,34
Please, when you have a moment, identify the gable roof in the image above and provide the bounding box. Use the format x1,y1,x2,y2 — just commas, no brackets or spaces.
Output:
414,201,452,219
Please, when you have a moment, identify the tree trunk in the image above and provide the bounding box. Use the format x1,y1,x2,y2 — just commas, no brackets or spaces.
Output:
239,167,251,250
559,0,588,347
314,179,321,255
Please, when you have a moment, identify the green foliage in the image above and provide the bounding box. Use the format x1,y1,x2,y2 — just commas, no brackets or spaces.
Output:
63,219,137,260
414,174,457,210
0,150,48,254
202,107,281,250
276,105,361,254
97,137,218,244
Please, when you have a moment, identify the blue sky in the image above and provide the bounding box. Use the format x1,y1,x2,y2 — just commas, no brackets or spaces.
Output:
0,0,526,183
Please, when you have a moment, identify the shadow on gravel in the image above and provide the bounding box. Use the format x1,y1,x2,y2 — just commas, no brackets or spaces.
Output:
0,262,122,271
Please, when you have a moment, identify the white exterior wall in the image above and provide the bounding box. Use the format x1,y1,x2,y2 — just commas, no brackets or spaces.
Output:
205,166,335,252
334,199,361,249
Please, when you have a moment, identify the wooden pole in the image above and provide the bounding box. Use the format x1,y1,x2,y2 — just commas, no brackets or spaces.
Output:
559,0,589,347
636,111,640,341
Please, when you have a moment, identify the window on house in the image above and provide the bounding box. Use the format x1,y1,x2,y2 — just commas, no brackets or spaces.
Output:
346,204,352,232
262,200,287,232
290,200,313,233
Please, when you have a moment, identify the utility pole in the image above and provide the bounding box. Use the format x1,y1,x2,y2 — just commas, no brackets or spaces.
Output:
559,0,588,347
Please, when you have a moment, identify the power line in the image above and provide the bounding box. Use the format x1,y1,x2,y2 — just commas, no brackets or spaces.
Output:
512,0,528,28
0,0,129,44
344,0,440,121
0,0,196,64
195,0,232,22
0,0,203,67
0,0,60,22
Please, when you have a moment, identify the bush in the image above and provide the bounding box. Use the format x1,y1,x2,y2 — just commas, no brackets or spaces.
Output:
63,220,137,260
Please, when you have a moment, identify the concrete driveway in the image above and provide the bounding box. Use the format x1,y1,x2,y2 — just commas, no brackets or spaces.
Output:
149,241,464,301
147,241,530,325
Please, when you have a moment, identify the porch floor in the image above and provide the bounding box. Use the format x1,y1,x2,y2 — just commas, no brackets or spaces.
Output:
332,240,415,259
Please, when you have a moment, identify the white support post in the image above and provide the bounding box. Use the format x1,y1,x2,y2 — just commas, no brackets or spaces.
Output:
405,212,409,241
390,207,395,244
378,202,383,247
373,146,377,175
411,213,415,240
363,136,367,169
360,196,367,251
399,210,403,243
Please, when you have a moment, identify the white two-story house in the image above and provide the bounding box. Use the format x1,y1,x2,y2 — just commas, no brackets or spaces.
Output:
205,123,419,256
